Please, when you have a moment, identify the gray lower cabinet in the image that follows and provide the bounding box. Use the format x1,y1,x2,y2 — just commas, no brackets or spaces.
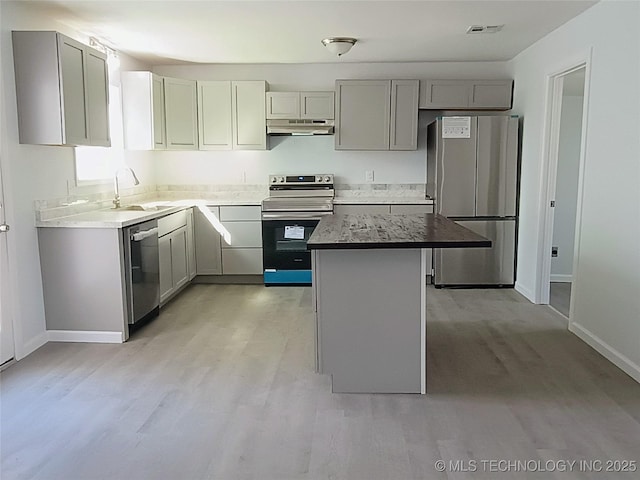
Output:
334,204,391,215
220,206,263,274
194,205,263,276
335,204,434,215
38,227,128,340
158,210,192,304
313,248,426,393
390,204,434,276
186,208,197,280
221,249,263,275
194,206,223,274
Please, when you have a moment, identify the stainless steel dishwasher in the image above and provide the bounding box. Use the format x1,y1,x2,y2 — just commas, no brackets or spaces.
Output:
124,219,160,326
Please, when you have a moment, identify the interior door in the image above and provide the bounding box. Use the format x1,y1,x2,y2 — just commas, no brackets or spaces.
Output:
0,158,15,364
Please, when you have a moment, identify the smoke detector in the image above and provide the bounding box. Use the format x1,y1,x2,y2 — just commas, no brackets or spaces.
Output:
466,25,504,34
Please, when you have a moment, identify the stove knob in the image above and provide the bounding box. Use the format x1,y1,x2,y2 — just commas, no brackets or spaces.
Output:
324,176,331,183
271,177,277,183
278,176,285,183
315,175,322,183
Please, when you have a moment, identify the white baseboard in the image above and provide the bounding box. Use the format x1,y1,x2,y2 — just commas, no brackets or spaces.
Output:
47,330,124,344
570,322,640,384
16,331,48,360
550,274,573,283
514,281,536,303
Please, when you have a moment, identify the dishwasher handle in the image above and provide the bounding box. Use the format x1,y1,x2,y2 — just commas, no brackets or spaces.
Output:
130,227,158,242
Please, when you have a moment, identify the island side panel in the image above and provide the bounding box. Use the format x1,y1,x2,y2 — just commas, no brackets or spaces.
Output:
316,248,423,393
38,227,128,340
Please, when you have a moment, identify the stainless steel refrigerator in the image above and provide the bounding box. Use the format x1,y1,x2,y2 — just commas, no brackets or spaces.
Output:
427,116,519,287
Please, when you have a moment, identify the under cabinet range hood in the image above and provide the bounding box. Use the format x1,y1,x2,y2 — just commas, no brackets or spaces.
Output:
266,119,334,136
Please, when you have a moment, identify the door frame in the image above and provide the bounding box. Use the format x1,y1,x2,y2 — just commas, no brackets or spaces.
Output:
0,154,16,367
536,50,592,318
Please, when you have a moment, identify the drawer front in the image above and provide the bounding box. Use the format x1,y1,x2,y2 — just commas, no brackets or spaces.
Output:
158,209,188,237
222,248,263,274
334,205,391,215
221,221,262,248
219,205,261,221
390,204,434,214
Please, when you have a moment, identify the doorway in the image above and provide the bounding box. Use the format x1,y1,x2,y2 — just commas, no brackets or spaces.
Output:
0,155,15,365
539,61,589,318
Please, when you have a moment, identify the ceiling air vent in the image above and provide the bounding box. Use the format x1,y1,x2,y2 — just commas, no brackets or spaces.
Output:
466,24,504,34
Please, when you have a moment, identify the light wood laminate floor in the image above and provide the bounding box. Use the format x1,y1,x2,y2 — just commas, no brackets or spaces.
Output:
550,282,572,318
1,285,639,480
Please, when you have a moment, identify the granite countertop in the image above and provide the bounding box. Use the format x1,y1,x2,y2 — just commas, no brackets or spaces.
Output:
307,213,491,250
333,197,433,205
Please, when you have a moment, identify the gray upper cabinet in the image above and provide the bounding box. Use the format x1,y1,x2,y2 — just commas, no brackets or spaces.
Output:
164,77,198,150
301,92,335,119
419,80,469,109
335,79,418,151
232,80,268,150
197,81,233,150
266,91,334,119
85,50,110,146
469,80,513,109
266,92,300,119
12,31,110,146
121,71,166,150
419,79,513,110
390,80,419,151
335,80,391,150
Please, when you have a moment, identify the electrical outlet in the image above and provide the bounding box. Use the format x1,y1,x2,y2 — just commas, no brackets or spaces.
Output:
552,246,558,257
365,170,374,182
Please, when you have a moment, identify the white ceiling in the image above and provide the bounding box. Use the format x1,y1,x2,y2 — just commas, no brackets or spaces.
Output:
30,0,598,65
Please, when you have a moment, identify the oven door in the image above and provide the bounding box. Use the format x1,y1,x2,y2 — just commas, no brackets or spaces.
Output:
261,213,329,285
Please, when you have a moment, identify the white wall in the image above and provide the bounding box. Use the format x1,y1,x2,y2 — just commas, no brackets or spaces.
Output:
152,62,508,186
551,94,583,280
509,1,640,380
0,1,152,358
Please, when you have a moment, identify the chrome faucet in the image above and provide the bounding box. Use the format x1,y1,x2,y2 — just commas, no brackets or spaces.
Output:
113,167,140,208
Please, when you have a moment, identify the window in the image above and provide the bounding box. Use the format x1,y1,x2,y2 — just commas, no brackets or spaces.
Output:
74,83,125,184
74,53,126,185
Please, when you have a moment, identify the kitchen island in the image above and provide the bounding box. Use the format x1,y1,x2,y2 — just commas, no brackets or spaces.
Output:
308,213,490,394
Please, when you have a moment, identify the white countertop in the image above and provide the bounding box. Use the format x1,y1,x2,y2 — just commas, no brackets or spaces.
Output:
333,197,433,205
36,197,264,229
36,194,434,229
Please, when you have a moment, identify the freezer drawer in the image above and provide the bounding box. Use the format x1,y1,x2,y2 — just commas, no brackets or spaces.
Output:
435,219,516,286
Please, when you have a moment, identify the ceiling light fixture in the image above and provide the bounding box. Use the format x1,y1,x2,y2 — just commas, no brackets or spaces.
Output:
321,37,357,57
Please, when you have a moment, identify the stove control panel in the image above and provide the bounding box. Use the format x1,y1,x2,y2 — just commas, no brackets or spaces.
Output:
269,174,334,185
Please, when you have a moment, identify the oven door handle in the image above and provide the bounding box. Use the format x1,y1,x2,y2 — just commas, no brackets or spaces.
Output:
261,211,333,221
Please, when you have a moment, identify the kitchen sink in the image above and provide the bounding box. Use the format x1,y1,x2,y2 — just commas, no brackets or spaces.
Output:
115,204,174,212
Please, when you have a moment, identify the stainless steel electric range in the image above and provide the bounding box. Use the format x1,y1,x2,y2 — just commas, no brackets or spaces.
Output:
261,174,334,285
